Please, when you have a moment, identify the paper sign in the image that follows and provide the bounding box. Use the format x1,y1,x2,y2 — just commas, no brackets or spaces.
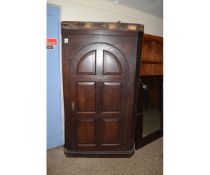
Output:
47,38,57,46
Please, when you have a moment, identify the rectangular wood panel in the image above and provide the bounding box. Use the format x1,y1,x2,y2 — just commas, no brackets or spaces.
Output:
155,42,163,62
102,82,122,112
141,41,163,63
141,40,155,62
140,64,163,75
76,82,96,112
77,119,96,145
140,34,163,76
101,118,120,145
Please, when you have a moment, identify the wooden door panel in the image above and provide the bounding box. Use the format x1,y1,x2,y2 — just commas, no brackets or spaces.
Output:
72,43,126,150
77,119,96,146
65,42,131,152
61,22,144,157
103,50,122,75
76,82,96,112
102,82,122,112
101,118,121,145
76,50,96,75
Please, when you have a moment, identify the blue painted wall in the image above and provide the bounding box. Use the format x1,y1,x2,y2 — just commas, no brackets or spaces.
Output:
47,5,64,149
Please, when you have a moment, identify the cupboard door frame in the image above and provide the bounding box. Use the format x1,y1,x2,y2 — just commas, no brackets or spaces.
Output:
62,25,144,157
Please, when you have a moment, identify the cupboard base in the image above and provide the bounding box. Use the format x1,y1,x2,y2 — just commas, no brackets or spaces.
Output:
64,147,135,158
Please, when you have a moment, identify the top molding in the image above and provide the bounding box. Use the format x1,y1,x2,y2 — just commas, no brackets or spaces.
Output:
61,21,144,32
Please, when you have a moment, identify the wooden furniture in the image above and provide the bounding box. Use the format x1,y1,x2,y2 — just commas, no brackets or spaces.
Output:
61,21,144,157
140,34,163,76
135,34,163,149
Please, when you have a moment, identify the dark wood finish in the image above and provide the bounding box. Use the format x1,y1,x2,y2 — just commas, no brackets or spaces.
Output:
103,51,122,75
102,82,122,111
77,51,96,75
140,34,163,76
77,119,96,145
135,129,163,149
101,118,121,145
135,33,163,149
62,21,143,157
77,82,96,112
64,148,134,158
135,76,163,149
140,64,163,76
135,79,144,147
140,76,163,108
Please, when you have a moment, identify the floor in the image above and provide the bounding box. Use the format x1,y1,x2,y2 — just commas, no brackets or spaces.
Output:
47,137,163,175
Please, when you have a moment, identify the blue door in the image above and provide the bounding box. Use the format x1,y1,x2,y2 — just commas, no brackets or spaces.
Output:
47,5,63,149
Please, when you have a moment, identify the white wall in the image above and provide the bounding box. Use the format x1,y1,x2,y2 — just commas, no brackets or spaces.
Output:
47,0,163,36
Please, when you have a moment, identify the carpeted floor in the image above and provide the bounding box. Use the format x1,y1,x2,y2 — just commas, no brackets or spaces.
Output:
47,137,163,175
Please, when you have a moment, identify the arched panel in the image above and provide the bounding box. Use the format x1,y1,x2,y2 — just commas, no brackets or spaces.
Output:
76,50,96,75
103,50,122,75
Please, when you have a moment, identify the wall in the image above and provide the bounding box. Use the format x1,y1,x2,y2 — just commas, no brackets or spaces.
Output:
47,5,64,149
47,0,163,36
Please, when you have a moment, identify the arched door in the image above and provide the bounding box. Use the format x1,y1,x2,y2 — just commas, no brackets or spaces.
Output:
67,43,128,151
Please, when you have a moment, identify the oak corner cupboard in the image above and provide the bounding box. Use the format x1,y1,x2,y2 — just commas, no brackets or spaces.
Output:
61,21,144,157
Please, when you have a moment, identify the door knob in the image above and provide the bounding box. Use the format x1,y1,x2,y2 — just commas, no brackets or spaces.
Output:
71,102,75,112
